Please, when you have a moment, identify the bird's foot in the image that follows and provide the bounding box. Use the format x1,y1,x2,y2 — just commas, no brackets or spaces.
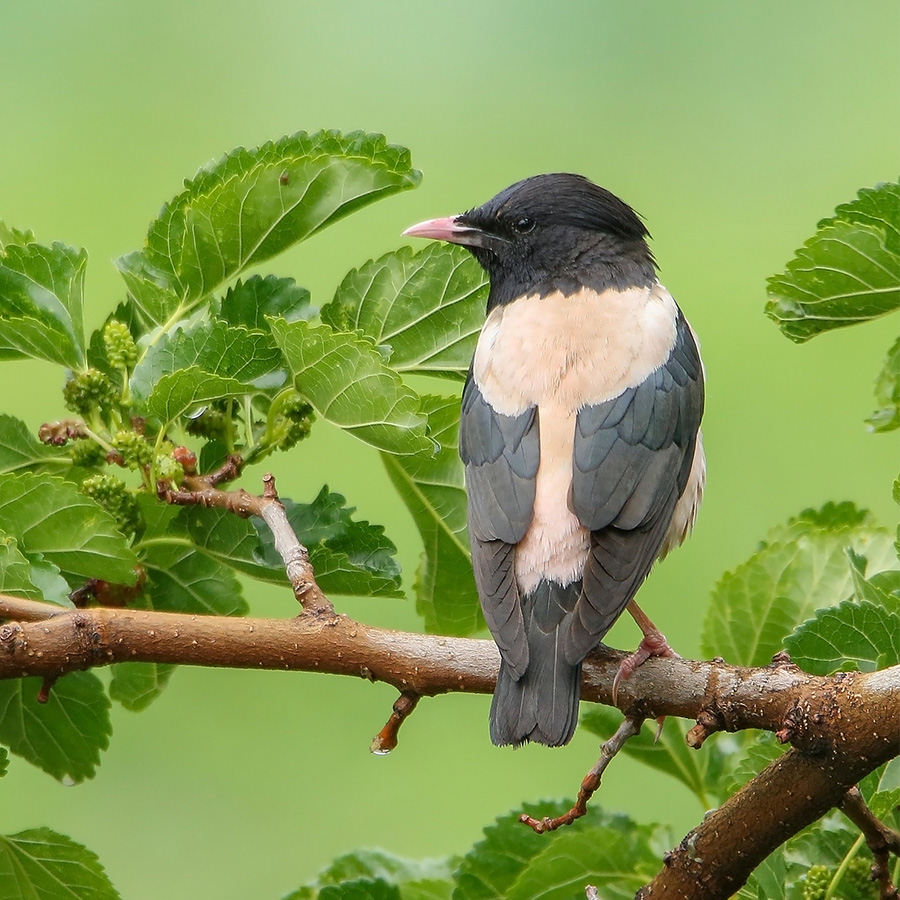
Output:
611,628,680,708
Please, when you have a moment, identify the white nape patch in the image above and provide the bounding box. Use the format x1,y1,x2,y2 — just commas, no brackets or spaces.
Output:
471,284,679,594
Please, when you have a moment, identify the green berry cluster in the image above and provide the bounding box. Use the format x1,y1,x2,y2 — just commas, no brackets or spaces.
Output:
82,474,142,537
69,439,106,469
842,857,875,899
185,406,229,440
63,369,117,415
156,454,185,486
276,396,315,450
111,430,153,470
801,859,876,900
802,865,832,900
103,320,138,370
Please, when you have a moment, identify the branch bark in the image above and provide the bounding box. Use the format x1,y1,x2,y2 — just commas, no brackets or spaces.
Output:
0,592,897,900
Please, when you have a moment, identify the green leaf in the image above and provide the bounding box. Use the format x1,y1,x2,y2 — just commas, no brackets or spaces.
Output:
0,223,35,249
0,473,139,585
581,707,729,807
141,538,247,616
452,801,613,900
766,181,900,342
722,733,785,796
0,241,86,367
504,820,660,900
734,847,787,900
869,787,900,823
701,503,895,666
0,533,45,600
0,415,61,474
114,252,182,327
0,828,121,900
784,598,900,674
0,747,6,778
0,672,111,783
270,318,430,455
287,881,402,900
109,663,177,712
287,851,455,900
868,335,900,432
145,365,253,426
322,243,488,379
220,275,315,330
130,320,286,404
127,130,421,306
382,395,480,635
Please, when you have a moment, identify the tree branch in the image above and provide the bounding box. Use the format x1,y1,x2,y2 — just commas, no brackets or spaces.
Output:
0,597,897,897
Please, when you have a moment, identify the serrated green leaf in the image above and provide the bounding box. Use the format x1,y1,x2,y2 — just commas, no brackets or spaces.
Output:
0,828,121,900
0,241,86,367
287,850,455,900
270,318,430,455
868,336,900,432
784,599,900,673
129,130,420,307
869,788,900,823
0,747,7,778
322,243,488,379
581,706,729,807
220,275,315,330
140,538,247,616
382,395,480,635
109,663,177,712
505,820,659,900
701,503,895,666
847,548,900,610
735,847,787,900
0,672,110,783
315,881,401,900
722,733,786,796
766,181,900,342
452,801,614,900
0,473,138,585
0,223,36,249
0,533,45,600
130,320,286,404
0,415,62,474
145,365,253,425
115,251,182,327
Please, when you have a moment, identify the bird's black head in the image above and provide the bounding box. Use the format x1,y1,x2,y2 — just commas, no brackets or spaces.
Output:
404,173,657,308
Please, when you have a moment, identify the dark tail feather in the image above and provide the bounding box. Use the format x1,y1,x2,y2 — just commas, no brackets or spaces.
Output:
489,580,581,747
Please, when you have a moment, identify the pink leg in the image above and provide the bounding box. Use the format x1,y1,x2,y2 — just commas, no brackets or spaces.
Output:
611,600,680,711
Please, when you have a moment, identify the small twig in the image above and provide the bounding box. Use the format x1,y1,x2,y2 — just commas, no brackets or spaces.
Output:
37,675,57,704
840,786,900,900
370,691,421,754
520,714,645,833
158,470,332,616
686,708,724,748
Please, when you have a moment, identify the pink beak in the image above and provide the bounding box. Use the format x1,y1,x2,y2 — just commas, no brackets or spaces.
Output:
402,215,484,246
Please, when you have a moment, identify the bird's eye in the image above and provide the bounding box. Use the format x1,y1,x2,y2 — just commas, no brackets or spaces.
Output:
512,216,535,234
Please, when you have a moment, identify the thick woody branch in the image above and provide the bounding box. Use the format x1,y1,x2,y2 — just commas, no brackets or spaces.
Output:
0,595,897,899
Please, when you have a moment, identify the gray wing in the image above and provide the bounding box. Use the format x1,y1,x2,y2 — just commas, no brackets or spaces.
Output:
460,373,540,677
565,310,704,663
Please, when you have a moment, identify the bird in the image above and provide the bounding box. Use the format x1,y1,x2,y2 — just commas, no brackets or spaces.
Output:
403,173,705,748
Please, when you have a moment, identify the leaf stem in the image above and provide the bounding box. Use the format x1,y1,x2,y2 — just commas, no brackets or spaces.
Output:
824,833,865,900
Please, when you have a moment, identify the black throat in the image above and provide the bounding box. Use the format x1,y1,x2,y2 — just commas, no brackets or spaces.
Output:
474,234,657,311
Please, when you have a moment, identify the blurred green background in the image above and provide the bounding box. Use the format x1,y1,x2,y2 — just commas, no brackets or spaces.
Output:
1,2,898,898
